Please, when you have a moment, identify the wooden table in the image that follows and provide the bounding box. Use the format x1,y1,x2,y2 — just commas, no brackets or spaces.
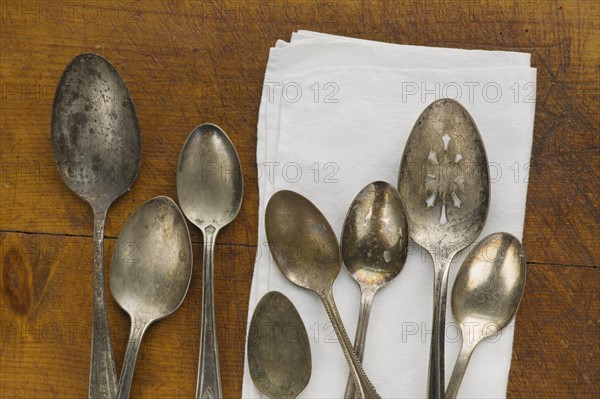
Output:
1,1,598,397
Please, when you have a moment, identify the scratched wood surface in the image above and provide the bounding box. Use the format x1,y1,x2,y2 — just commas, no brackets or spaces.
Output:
1,0,598,398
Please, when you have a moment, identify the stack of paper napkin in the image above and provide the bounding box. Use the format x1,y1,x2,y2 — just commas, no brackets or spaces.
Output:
243,31,536,398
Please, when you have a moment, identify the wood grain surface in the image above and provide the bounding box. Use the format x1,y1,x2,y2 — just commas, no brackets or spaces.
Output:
1,0,598,398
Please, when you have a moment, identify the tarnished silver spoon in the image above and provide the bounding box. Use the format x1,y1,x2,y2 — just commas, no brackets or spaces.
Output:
398,99,489,399
51,53,141,399
446,233,526,399
177,123,243,399
110,196,193,399
266,190,381,399
342,181,408,399
248,291,311,398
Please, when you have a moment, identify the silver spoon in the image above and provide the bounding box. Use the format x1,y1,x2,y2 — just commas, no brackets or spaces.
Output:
248,291,311,398
51,53,141,399
266,190,381,399
176,123,243,399
397,99,490,399
110,196,193,399
446,233,526,399
342,181,408,399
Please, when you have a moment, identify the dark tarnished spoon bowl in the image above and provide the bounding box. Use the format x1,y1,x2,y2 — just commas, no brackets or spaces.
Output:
51,53,141,208
248,291,311,398
51,53,141,399
398,98,489,399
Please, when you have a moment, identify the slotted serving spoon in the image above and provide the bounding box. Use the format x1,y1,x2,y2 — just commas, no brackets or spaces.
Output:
398,99,490,399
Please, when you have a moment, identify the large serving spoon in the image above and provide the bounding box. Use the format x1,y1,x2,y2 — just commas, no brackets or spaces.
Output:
446,233,526,399
397,99,489,399
177,123,243,399
51,53,141,399
248,291,311,398
266,190,381,399
342,181,408,399
110,196,193,399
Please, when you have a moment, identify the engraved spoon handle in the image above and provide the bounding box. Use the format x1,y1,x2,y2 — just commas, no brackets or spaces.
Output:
89,207,118,399
196,226,222,399
344,288,376,399
320,289,381,399
428,256,453,399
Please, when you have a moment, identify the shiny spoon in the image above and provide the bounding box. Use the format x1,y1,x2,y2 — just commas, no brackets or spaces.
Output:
51,53,141,399
342,181,408,399
397,99,490,399
446,233,526,399
177,123,243,399
266,190,381,399
110,196,193,399
248,291,311,398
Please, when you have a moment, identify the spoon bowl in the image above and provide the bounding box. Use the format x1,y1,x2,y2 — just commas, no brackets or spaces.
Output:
446,233,526,399
110,196,193,399
51,52,141,398
398,98,489,399
52,53,141,208
176,123,243,399
266,190,381,399
248,291,311,398
341,181,408,398
343,181,408,287
110,196,193,319
265,190,341,293
177,123,243,230
398,99,489,253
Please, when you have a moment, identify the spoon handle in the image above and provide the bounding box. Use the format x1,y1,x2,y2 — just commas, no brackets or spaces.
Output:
428,257,453,399
116,319,148,399
196,227,222,399
320,289,381,399
89,208,118,399
344,288,375,399
446,340,475,399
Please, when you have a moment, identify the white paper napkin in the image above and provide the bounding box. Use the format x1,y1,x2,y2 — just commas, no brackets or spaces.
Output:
245,32,536,398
